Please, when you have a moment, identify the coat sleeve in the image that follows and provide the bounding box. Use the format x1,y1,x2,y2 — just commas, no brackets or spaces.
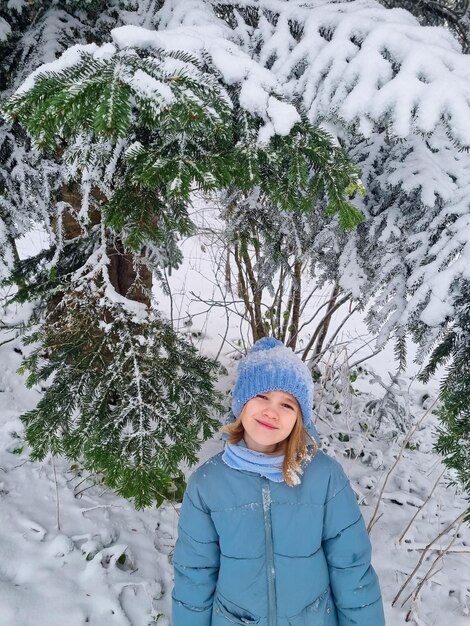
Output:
322,462,385,626
172,472,220,626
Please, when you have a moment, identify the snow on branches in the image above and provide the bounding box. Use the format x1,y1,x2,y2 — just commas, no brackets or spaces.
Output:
4,0,470,341
0,16,11,42
156,1,470,142
81,0,470,340
200,0,470,342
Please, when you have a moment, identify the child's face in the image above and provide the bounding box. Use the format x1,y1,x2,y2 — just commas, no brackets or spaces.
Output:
240,390,300,454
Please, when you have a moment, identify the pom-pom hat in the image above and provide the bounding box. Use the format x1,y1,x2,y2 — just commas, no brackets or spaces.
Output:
231,337,314,426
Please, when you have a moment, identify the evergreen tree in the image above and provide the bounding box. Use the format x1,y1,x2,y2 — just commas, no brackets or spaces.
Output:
3,0,470,513
380,0,470,51
373,0,470,521
0,1,119,280
19,279,222,509
419,280,470,521
1,0,361,507
159,0,470,515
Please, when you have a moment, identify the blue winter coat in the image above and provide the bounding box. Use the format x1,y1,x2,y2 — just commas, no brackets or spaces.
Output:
172,450,385,626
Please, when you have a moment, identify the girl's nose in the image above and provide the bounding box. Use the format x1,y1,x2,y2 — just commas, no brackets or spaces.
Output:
262,403,279,418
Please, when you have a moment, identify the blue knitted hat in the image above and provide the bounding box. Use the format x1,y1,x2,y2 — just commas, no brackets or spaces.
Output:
231,337,314,426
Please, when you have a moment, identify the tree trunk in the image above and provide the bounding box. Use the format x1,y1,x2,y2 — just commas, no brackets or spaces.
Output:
59,183,152,307
312,283,340,359
107,238,152,306
287,260,302,350
240,246,265,341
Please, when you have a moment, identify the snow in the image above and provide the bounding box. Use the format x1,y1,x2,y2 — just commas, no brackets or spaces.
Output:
15,43,115,95
2,1,470,624
338,235,367,299
105,3,470,148
128,69,175,105
0,17,11,42
113,23,301,133
1,326,469,625
111,23,229,54
0,339,175,626
284,3,470,140
267,96,301,136
2,221,469,626
6,0,27,11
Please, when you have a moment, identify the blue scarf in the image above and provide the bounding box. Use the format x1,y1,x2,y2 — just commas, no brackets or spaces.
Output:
222,440,285,483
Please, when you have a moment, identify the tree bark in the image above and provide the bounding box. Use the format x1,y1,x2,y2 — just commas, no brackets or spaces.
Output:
312,283,340,359
59,183,152,307
107,238,152,306
287,260,302,350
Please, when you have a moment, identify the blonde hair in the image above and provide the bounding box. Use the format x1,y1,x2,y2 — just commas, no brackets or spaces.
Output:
222,407,318,486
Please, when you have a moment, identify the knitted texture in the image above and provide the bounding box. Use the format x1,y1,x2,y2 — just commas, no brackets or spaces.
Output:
231,337,313,425
222,440,284,482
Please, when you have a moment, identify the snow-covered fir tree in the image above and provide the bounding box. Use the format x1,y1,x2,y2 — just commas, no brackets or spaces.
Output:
1,0,362,506
0,1,120,281
2,0,470,511
381,0,470,50
211,0,470,514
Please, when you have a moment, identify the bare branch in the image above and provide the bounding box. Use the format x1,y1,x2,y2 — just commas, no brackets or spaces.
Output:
368,398,438,534
399,469,446,543
395,512,466,608
302,291,351,361
287,261,302,350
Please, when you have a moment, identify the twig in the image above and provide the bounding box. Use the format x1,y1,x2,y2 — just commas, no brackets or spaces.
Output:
399,469,445,543
51,454,61,531
302,292,351,360
81,504,124,515
296,292,342,339
401,514,465,608
307,332,377,369
349,347,383,370
412,547,470,553
298,285,319,318
272,265,284,338
392,510,466,607
343,335,380,365
233,242,257,338
155,493,181,517
0,336,16,348
163,267,174,328
367,398,438,534
75,484,98,498
72,473,97,493
403,566,443,621
286,260,302,350
216,316,230,361
12,458,30,469
316,304,360,361
280,274,295,343
222,336,245,357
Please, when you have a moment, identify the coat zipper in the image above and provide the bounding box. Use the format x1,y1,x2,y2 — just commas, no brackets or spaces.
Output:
261,479,277,625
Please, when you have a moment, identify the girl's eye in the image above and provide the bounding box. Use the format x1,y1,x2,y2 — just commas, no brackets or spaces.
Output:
282,403,295,411
256,394,267,400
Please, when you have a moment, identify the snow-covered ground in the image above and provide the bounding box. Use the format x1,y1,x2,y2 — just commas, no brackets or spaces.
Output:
1,229,469,626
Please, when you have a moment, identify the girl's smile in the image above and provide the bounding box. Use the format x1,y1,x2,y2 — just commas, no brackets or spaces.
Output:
254,419,279,430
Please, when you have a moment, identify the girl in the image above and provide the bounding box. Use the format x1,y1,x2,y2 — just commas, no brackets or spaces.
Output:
172,337,385,625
